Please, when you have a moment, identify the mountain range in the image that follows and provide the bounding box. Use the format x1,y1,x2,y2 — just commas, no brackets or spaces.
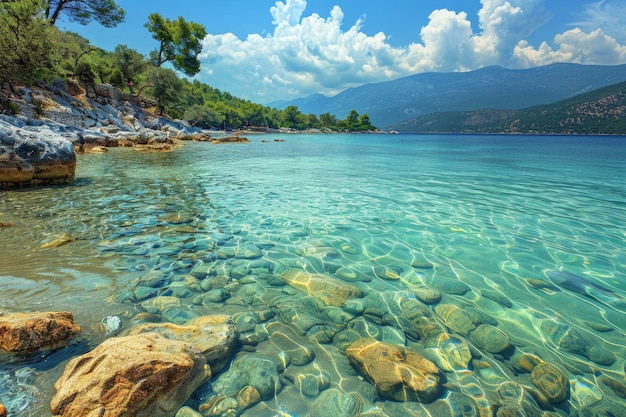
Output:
388,80,626,134
277,63,626,129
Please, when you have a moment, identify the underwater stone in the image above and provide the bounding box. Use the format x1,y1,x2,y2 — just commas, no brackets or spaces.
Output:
433,278,471,295
283,363,331,397
530,363,569,404
129,315,238,373
346,337,442,403
423,332,472,371
539,320,589,357
268,330,315,366
600,375,626,399
410,285,442,304
278,268,363,307
481,289,513,308
140,296,181,314
570,376,603,408
577,400,626,417
495,404,526,417
509,352,543,373
212,354,280,400
233,312,259,333
161,306,201,325
587,346,616,366
435,304,481,336
373,266,402,280
175,406,203,417
469,324,512,354
309,388,361,417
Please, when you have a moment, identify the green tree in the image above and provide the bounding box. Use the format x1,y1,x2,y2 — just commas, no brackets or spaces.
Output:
148,67,181,116
44,0,125,27
0,0,59,88
184,104,223,128
346,109,360,129
112,45,146,93
145,13,206,77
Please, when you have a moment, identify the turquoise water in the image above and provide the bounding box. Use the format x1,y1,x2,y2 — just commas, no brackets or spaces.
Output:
1,133,625,416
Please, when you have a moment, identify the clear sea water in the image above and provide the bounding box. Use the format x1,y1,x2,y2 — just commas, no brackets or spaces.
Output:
1,133,625,416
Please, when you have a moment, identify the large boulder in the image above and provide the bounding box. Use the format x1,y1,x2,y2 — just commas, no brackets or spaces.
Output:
0,311,80,353
0,116,76,186
129,315,239,373
346,337,442,403
50,332,210,417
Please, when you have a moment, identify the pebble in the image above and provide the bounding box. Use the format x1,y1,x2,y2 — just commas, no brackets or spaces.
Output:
530,363,569,404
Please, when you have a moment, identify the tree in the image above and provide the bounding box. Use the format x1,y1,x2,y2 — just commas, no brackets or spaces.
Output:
112,45,146,94
184,104,223,129
145,13,206,77
44,0,125,27
0,0,59,88
148,67,181,116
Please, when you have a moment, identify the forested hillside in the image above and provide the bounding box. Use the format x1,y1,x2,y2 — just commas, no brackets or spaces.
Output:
0,0,376,132
388,81,626,134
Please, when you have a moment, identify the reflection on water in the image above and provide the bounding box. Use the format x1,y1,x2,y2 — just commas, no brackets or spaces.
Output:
1,134,625,416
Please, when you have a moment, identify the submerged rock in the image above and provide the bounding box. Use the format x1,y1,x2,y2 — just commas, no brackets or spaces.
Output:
0,311,80,353
278,268,363,306
129,315,239,373
50,332,210,417
346,337,442,403
530,363,569,404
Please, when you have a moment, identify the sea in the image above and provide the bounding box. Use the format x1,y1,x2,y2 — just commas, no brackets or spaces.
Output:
1,133,625,416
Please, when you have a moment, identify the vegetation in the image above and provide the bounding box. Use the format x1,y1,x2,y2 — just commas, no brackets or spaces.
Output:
389,81,626,135
0,0,377,131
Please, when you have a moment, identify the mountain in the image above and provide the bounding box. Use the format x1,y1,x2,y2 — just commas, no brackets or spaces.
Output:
279,63,626,129
388,80,626,134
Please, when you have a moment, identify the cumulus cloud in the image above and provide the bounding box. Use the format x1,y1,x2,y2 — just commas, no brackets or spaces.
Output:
198,0,626,103
570,0,626,43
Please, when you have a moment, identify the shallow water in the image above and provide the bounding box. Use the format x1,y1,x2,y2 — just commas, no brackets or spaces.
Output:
1,134,625,416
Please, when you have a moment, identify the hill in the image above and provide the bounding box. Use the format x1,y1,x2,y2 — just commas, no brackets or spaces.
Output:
388,81,626,134
279,63,626,128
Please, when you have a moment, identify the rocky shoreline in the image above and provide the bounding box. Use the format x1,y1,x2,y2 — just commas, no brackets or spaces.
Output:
0,81,237,187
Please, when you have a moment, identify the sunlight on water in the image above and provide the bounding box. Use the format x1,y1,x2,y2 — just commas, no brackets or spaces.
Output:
1,134,625,416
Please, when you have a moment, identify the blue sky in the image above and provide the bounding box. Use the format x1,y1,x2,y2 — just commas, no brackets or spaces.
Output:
60,0,626,104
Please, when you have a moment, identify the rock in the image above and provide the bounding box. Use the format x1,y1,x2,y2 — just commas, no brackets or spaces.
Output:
308,388,362,417
210,136,250,144
423,332,472,371
278,268,363,307
50,332,210,417
530,363,569,404
40,232,77,248
0,311,80,353
469,324,512,354
434,304,481,336
433,278,471,295
588,346,616,366
346,337,441,403
410,285,441,304
0,403,6,417
600,375,626,399
176,406,203,417
0,116,76,186
539,320,589,356
210,354,281,400
129,315,239,373
570,376,603,408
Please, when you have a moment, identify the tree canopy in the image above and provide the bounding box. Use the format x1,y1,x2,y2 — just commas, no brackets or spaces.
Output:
44,0,125,27
145,13,206,77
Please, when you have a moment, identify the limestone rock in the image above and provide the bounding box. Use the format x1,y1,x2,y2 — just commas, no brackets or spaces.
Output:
129,315,239,373
50,332,210,417
469,324,512,354
346,337,442,403
0,311,80,353
434,304,481,336
0,402,6,417
278,268,363,306
530,363,569,404
210,136,250,144
0,116,76,186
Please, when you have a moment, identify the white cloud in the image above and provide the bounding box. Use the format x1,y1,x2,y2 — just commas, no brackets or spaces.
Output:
197,0,626,103
571,0,626,43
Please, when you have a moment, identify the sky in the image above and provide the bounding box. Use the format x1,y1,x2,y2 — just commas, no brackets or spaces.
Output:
60,0,626,104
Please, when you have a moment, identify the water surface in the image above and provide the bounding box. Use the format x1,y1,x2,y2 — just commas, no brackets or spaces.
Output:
1,134,625,416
